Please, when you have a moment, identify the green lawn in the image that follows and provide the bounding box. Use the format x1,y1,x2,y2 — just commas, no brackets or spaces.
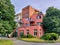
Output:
0,39,13,45
19,38,60,43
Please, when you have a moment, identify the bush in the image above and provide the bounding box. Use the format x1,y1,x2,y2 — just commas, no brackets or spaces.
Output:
49,33,59,40
20,34,35,38
27,34,35,38
41,33,59,40
22,35,27,38
20,34,27,38
41,33,51,40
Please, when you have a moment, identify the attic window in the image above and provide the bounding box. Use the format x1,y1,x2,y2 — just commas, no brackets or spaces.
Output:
37,15,41,19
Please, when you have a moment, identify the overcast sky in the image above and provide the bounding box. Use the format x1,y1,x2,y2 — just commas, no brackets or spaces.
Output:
11,0,60,14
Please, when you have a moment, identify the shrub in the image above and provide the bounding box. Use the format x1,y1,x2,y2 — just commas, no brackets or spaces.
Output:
41,33,59,40
27,34,35,38
49,33,59,40
20,34,35,38
41,33,51,40
20,34,27,38
21,35,27,38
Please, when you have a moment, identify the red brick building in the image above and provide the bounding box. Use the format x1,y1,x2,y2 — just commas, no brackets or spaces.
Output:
18,5,44,38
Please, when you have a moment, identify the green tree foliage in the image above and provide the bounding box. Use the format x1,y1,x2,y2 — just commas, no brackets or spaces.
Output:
43,7,60,35
0,0,16,36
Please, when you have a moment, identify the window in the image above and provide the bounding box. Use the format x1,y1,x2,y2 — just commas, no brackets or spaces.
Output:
25,12,29,16
30,18,34,21
37,15,41,19
25,13,28,16
20,30,24,37
27,30,29,35
40,29,41,31
25,18,29,20
26,23,29,26
40,32,41,35
23,12,29,18
37,22,41,25
34,29,37,36
40,12,43,15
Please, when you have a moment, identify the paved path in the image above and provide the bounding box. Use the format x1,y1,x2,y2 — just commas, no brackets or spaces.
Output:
13,40,60,45
11,38,60,45
0,37,60,45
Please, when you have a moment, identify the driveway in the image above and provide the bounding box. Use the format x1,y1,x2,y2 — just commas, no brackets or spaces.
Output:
0,37,60,45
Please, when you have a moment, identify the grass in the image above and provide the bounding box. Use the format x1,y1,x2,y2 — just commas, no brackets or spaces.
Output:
56,38,60,43
0,39,13,45
18,38,60,43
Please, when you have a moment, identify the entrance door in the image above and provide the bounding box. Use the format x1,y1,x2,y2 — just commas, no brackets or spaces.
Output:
20,30,24,37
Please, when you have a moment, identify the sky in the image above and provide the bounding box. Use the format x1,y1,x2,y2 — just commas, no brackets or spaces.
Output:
11,0,60,14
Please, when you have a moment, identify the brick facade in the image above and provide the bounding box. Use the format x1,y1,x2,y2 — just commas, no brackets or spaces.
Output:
18,5,44,38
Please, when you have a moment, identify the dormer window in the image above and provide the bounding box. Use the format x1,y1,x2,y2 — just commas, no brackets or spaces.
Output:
37,15,41,19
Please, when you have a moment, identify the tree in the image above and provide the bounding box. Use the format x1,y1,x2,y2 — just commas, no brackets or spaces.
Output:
43,7,60,35
0,0,16,36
